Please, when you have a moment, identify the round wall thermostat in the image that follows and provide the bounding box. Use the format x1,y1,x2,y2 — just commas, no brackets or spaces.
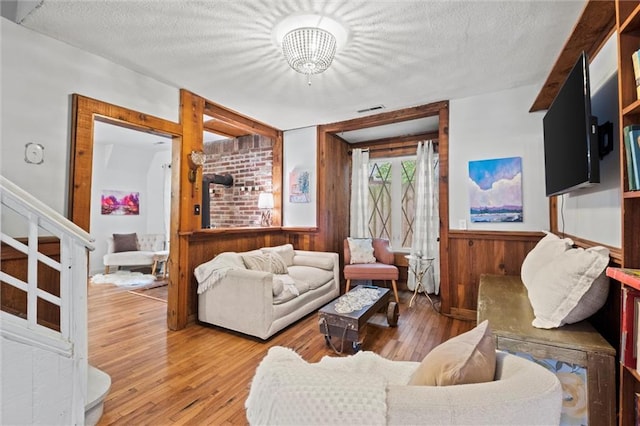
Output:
25,143,44,164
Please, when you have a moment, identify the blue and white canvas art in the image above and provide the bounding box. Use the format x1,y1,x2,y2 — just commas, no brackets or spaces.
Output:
468,156,523,223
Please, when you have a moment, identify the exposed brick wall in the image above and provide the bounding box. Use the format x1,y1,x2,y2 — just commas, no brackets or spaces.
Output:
202,134,273,228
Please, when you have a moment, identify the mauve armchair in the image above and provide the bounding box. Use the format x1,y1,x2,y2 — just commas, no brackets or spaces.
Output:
344,238,400,305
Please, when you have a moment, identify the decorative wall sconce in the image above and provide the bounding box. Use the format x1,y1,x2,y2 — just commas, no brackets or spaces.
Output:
187,150,206,183
258,192,274,227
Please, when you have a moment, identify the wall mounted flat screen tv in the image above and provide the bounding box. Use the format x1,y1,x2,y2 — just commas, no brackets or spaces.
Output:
543,51,599,197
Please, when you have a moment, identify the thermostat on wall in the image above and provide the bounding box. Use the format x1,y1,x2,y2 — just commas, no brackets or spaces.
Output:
25,143,44,164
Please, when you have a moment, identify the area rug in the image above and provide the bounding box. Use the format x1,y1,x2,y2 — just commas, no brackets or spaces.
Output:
90,271,157,287
128,284,168,303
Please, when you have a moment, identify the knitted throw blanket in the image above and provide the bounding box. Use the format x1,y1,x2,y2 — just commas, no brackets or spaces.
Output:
245,346,387,425
194,253,240,294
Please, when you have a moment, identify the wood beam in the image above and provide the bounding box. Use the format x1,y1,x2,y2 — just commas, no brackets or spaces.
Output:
203,119,249,138
530,0,616,112
204,101,279,140
321,102,448,133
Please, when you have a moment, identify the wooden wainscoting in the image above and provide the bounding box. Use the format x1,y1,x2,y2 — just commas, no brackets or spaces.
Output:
447,230,543,320
1,236,62,331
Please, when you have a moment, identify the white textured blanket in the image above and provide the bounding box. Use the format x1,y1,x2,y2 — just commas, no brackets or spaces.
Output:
245,346,387,425
194,252,242,294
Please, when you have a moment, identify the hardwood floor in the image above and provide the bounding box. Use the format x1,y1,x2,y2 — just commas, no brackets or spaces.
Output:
89,283,475,425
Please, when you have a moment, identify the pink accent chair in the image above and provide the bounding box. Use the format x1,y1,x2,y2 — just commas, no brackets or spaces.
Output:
343,238,400,305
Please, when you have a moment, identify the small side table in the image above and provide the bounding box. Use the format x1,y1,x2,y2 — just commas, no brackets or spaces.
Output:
152,250,169,278
405,255,434,308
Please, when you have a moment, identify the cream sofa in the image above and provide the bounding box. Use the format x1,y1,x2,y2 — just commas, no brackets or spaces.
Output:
246,346,562,425
195,244,339,340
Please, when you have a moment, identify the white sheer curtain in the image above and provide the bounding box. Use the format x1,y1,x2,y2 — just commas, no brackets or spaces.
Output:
350,148,369,238
408,141,440,294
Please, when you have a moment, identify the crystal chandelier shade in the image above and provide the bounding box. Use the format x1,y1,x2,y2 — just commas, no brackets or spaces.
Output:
282,27,337,78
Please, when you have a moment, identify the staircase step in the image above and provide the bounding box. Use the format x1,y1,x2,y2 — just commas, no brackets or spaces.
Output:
85,365,111,426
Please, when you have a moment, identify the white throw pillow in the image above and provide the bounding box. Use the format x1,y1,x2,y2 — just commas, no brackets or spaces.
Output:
347,237,377,264
521,231,573,290
262,244,295,266
527,245,610,329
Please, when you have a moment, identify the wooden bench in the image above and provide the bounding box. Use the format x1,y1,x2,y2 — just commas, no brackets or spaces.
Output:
477,274,615,426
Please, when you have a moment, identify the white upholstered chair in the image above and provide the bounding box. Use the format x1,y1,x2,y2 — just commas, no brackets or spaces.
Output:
103,233,168,276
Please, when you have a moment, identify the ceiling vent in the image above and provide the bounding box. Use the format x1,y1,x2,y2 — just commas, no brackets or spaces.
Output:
357,105,385,114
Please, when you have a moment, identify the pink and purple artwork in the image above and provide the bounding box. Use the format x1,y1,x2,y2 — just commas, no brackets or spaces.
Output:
101,190,139,215
468,157,522,223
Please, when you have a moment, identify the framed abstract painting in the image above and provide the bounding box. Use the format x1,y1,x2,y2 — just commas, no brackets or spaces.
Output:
468,157,522,223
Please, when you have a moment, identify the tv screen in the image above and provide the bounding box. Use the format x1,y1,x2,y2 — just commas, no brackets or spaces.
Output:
543,51,599,197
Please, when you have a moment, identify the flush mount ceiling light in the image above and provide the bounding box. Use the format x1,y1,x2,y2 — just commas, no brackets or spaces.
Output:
275,14,349,86
282,27,336,85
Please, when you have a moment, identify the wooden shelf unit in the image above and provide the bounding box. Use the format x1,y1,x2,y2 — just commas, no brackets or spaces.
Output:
615,1,640,424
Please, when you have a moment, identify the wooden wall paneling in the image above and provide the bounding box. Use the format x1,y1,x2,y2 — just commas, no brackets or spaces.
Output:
447,231,543,320
315,129,350,256
623,197,640,265
172,90,204,330
271,132,283,227
1,237,61,331
438,103,451,315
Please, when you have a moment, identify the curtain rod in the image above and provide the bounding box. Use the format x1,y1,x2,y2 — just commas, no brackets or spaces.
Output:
348,140,438,155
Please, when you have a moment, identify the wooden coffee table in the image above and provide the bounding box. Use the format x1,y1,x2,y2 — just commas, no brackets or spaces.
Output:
318,285,399,352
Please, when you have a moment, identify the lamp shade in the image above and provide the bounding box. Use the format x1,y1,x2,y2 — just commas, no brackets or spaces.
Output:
258,192,274,209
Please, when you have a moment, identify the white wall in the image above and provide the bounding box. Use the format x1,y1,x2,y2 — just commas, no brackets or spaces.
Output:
449,84,549,232
557,34,621,247
0,18,179,223
449,34,622,249
283,126,317,227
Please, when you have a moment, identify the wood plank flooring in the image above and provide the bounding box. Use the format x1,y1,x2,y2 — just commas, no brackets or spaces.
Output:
89,283,475,425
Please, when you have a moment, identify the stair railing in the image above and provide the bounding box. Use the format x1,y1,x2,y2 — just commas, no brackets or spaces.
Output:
0,175,94,424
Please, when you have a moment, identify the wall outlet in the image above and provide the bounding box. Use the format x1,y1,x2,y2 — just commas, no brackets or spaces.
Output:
459,219,467,230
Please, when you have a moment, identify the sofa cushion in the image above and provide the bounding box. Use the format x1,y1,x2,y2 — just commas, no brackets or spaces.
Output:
527,245,610,329
113,233,138,252
344,263,398,280
242,252,288,274
347,237,377,264
273,288,297,305
408,320,496,386
287,265,334,290
262,244,295,267
521,232,572,289
272,276,284,297
293,255,335,271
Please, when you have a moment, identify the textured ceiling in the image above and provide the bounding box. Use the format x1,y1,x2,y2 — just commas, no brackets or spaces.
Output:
14,0,586,132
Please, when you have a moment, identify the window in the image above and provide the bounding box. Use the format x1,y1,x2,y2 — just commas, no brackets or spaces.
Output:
368,156,416,250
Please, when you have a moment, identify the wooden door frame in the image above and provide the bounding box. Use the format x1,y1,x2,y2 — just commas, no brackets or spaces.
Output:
318,101,451,313
68,94,183,328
